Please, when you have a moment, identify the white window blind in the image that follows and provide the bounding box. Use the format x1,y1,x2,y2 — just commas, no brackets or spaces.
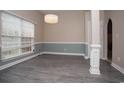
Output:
1,12,35,60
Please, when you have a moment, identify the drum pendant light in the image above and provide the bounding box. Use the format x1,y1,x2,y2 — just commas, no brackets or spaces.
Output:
44,14,58,24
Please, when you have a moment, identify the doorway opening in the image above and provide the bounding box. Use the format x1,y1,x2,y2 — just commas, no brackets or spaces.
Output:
107,18,112,62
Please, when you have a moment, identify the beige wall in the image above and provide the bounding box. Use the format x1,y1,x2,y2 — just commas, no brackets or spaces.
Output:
103,11,109,59
43,11,85,42
8,10,44,42
104,10,124,68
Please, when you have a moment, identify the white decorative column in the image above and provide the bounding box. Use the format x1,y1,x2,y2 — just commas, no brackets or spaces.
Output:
89,10,101,75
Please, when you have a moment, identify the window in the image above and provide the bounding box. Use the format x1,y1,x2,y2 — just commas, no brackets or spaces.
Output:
1,12,35,60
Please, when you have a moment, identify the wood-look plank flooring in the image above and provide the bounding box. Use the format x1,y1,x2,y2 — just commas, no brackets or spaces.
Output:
0,54,124,83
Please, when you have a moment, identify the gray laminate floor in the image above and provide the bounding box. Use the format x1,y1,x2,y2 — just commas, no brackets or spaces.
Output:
0,54,124,83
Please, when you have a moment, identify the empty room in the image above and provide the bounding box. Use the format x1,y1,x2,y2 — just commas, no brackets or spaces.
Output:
0,10,124,83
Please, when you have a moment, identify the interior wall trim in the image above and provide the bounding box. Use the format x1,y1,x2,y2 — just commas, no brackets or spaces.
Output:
0,51,88,71
111,63,124,74
34,42,89,45
84,56,89,59
0,53,40,71
101,57,107,61
34,42,43,44
90,44,101,48
41,51,85,57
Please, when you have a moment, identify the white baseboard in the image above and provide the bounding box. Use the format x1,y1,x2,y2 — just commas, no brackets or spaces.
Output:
0,51,87,71
41,51,85,56
39,52,44,55
0,53,40,71
36,42,88,44
84,56,89,59
111,63,124,74
101,57,107,60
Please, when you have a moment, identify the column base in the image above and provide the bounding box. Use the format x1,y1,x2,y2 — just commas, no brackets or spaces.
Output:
89,67,100,75
89,44,101,75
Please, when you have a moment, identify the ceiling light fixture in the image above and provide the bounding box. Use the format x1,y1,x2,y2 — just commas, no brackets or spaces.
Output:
44,14,58,24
